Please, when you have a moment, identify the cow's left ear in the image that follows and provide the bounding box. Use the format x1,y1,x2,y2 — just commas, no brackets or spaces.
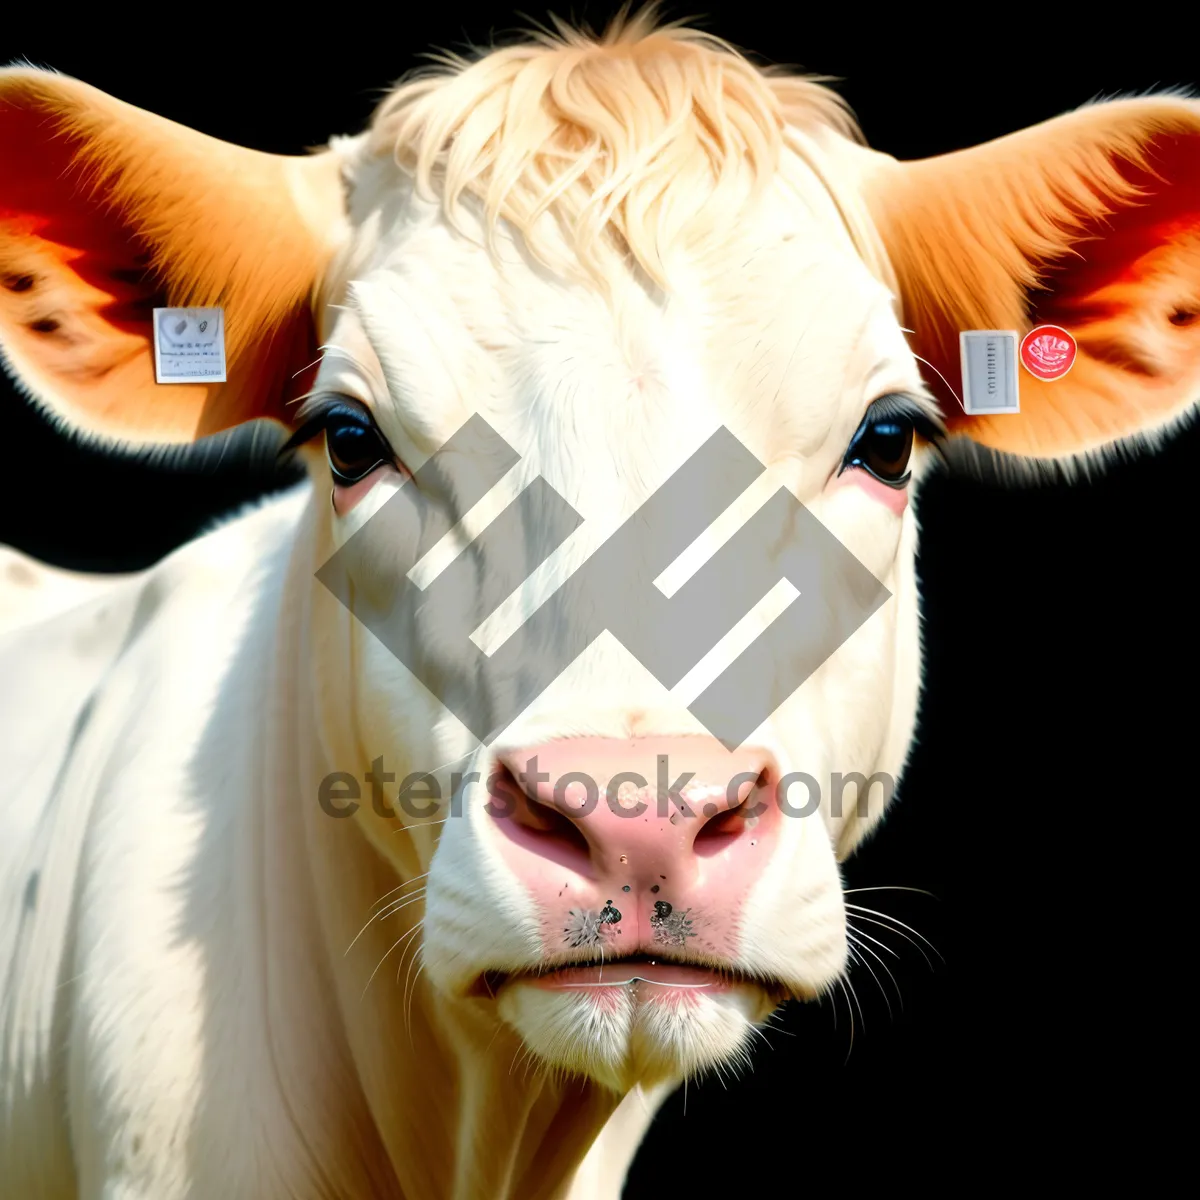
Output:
863,97,1200,460
0,68,347,447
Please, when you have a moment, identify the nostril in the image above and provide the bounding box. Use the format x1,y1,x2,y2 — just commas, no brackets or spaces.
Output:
489,763,593,871
693,806,747,855
693,767,772,858
520,797,592,857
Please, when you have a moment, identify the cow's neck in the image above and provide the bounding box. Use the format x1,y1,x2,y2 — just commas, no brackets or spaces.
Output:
252,488,621,1200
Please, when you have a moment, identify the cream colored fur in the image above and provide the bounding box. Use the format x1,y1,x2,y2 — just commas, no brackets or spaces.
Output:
1,13,1197,1198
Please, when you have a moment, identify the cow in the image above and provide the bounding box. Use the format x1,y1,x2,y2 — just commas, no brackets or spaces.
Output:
2,12,1198,1199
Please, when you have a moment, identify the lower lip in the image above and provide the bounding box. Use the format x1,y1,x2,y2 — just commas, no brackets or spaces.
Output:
524,961,732,991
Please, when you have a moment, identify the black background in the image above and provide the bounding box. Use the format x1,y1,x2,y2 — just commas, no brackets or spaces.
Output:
2,5,1193,1193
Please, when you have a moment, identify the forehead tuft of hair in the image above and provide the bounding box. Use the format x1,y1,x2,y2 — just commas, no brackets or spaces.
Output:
367,7,862,286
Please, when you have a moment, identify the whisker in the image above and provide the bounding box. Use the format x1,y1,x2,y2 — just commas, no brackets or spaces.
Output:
848,930,902,1017
345,889,426,956
282,386,327,412
361,923,423,1001
370,889,427,924
404,958,427,1044
835,976,857,1064
764,1011,797,1038
386,750,477,833
847,943,892,1021
845,922,902,959
290,352,328,381
843,886,938,899
370,871,431,914
395,818,452,834
845,974,866,1034
909,349,966,411
845,904,943,964
746,1024,774,1053
847,913,935,970
484,1022,504,1059
396,917,425,989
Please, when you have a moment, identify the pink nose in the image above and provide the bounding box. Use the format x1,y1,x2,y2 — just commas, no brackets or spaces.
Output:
489,737,781,959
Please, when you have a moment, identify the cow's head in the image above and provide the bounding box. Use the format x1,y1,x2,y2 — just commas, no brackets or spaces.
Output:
3,19,1198,1093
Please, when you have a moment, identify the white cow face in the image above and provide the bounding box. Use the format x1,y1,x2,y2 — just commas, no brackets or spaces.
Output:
2,23,1198,1094
301,171,938,1087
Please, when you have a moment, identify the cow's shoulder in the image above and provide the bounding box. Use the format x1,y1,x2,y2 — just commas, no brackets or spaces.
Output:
0,483,311,1197
0,483,311,782
0,545,135,639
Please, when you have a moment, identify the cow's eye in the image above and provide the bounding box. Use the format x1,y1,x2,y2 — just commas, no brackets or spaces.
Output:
846,415,913,487
325,407,391,484
840,394,941,489
279,397,397,486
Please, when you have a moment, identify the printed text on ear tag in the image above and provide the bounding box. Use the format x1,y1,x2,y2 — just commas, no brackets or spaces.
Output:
959,330,1019,414
152,306,227,384
1020,324,1077,382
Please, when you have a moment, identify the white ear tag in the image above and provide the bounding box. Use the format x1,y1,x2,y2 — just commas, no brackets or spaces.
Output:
959,330,1019,414
152,307,227,384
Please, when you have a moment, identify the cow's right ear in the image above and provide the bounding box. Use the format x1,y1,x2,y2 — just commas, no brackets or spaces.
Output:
0,68,347,447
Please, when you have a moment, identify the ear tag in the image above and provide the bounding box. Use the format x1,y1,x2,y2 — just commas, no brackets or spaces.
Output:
959,330,1020,414
152,306,227,384
1020,324,1077,381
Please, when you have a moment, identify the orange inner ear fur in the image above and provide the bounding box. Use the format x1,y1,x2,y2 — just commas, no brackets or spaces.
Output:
947,131,1200,456
1035,132,1200,339
872,103,1200,461
0,113,179,431
0,71,341,446
1005,130,1200,459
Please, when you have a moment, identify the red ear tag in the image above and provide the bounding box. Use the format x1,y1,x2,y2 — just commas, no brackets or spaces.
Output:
1020,325,1077,381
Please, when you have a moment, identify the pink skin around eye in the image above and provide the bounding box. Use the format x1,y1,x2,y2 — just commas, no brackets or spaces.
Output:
336,464,909,517
332,465,405,517
828,466,909,515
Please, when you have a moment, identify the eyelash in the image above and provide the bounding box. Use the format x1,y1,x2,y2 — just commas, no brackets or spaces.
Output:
864,393,943,438
279,395,398,485
278,391,943,493
838,393,944,488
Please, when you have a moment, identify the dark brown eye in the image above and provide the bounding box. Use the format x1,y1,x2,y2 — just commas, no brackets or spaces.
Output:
326,409,390,484
842,398,922,488
287,400,390,486
278,396,399,485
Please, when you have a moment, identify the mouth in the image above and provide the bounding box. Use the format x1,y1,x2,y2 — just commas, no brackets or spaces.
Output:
475,954,788,1001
